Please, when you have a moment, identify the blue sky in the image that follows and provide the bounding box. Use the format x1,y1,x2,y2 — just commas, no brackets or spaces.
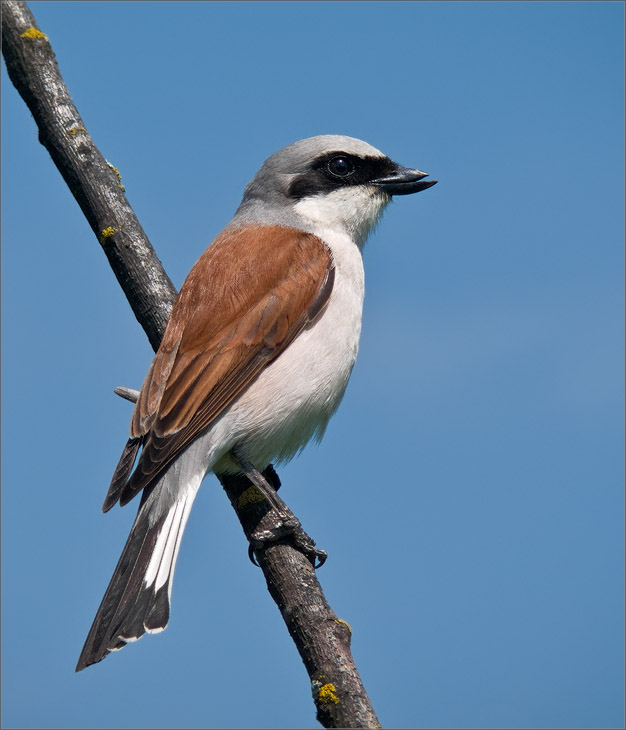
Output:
2,2,623,728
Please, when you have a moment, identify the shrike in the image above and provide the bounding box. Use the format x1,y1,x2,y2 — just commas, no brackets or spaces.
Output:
76,134,436,671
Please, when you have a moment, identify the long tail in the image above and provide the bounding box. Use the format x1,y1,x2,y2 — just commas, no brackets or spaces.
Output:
75,472,199,672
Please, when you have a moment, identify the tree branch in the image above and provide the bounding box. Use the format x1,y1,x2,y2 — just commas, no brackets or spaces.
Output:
1,0,175,350
2,3,381,727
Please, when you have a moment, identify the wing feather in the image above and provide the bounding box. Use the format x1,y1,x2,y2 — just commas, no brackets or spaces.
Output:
105,225,334,508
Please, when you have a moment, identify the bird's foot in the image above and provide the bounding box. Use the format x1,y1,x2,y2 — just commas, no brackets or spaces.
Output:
249,520,327,569
230,451,327,569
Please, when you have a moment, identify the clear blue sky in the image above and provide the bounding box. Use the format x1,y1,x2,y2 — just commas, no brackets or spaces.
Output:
2,2,623,728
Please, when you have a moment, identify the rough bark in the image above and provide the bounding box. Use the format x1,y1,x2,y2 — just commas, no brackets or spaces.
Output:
1,0,175,350
2,2,381,726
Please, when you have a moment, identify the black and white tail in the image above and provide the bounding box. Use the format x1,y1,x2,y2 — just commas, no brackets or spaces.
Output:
75,472,197,672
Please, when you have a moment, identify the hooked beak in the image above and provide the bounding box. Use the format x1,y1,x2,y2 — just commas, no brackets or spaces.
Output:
371,165,438,195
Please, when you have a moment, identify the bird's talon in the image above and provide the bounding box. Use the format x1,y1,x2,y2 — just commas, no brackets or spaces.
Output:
289,526,328,568
247,523,327,569
248,544,260,567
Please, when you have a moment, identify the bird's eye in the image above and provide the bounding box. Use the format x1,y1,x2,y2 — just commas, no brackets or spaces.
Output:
327,156,355,178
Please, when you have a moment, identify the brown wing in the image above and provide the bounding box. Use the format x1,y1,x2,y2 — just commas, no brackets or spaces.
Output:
103,225,334,510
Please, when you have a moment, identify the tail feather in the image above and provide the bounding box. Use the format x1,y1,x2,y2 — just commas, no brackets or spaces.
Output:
75,484,194,672
102,437,142,513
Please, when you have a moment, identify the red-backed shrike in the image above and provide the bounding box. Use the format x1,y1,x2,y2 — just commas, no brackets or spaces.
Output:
76,135,436,671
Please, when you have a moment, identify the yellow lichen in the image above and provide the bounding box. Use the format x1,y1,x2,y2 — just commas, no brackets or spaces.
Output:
237,486,267,509
20,27,48,40
68,127,86,136
107,162,125,191
99,227,117,243
318,683,340,704
334,618,352,634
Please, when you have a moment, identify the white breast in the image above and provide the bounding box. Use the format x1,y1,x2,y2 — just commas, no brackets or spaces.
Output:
208,227,365,474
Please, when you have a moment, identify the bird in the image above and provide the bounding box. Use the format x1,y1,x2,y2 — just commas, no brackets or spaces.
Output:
75,134,437,671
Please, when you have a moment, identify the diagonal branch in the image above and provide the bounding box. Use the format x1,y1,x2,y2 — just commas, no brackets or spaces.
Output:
1,0,175,351
2,2,381,727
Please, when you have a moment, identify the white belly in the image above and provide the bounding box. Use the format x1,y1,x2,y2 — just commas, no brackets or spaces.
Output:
206,228,365,474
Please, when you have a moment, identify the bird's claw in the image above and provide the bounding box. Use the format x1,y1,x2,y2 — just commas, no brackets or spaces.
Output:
248,521,327,569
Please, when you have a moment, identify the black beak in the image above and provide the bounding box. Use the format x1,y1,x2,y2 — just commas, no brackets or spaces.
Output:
371,165,438,195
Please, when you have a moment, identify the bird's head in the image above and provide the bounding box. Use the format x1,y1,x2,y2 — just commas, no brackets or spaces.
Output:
234,134,437,247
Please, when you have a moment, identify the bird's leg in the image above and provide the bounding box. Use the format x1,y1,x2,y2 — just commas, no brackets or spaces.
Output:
231,453,295,521
230,451,327,568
